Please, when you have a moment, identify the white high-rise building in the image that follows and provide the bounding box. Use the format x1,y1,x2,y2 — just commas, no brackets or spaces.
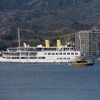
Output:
75,29,100,57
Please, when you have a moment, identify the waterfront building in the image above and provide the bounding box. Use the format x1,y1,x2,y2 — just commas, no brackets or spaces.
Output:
75,29,100,57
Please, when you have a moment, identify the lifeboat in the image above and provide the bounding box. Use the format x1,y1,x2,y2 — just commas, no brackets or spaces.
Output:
68,60,95,67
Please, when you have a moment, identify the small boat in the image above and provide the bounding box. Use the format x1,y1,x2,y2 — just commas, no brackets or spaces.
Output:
68,60,95,67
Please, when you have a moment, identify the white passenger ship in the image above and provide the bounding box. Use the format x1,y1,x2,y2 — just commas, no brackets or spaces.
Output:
0,39,81,63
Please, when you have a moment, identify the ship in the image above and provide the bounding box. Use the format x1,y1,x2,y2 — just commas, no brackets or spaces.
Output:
68,59,95,67
0,39,81,63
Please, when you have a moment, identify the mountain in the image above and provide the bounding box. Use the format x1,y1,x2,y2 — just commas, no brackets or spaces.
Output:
0,0,100,49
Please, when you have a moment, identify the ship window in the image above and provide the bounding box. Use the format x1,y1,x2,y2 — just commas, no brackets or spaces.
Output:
7,57,11,59
48,53,51,55
70,48,74,50
30,57,37,59
56,53,58,55
38,57,45,59
59,53,62,55
25,48,35,51
21,57,28,59
44,48,57,51
75,53,78,55
4,53,8,55
71,53,74,55
30,52,37,55
64,48,69,51
30,57,33,59
52,53,55,55
12,57,19,59
44,53,47,55
21,52,28,56
63,58,66,59
63,53,66,55
67,58,70,59
57,58,62,59
37,48,42,51
67,53,70,55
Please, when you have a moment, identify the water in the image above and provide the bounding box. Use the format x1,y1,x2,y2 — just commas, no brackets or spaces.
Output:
0,61,100,100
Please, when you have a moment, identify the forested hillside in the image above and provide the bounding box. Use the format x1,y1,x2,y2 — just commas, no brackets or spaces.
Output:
0,0,100,49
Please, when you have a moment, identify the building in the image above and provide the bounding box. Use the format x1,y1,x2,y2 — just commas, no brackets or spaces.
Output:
75,29,100,57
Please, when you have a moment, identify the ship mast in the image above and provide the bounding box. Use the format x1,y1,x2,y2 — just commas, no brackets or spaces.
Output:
18,28,21,48
18,28,21,61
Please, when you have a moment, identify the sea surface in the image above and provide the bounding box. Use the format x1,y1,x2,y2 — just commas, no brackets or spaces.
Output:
0,61,100,100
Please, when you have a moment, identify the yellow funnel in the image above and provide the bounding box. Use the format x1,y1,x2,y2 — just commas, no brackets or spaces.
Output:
45,39,50,47
57,39,61,48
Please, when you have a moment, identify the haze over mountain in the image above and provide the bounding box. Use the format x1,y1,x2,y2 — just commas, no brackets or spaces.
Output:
0,0,100,49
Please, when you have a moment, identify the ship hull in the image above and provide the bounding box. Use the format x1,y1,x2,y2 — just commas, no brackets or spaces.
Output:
0,56,78,63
